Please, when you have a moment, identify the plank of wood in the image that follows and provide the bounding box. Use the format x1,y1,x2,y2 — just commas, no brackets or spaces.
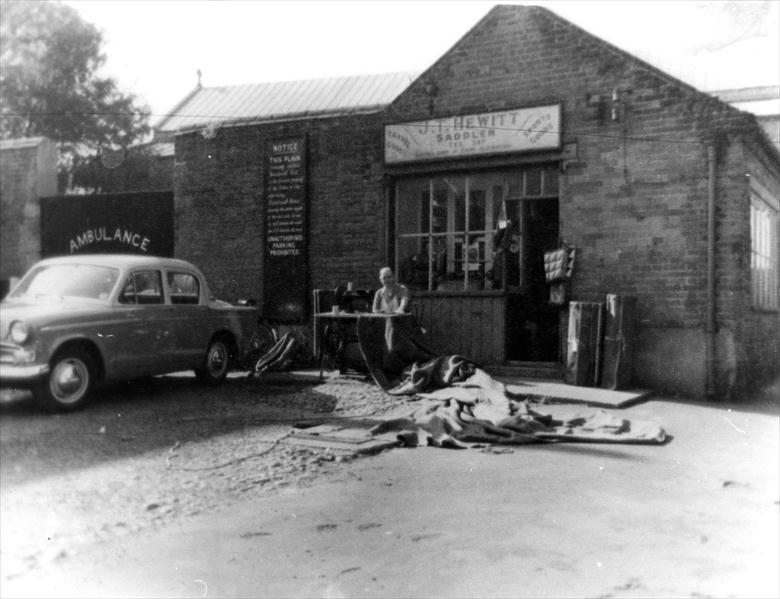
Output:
505,380,652,408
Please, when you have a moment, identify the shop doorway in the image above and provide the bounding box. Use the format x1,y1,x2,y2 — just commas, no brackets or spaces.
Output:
505,198,561,362
392,164,560,364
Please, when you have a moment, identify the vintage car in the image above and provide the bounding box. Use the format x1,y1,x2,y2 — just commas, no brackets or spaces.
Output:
0,254,260,412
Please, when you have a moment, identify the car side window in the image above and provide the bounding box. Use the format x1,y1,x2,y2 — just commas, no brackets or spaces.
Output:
167,272,200,305
119,271,163,305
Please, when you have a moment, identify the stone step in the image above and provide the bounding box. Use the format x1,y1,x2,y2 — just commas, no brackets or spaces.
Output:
486,362,564,381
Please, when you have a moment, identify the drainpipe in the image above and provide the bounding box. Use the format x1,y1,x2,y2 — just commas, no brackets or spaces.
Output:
705,138,718,400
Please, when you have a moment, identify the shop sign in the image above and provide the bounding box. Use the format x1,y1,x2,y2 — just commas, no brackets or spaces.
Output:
40,192,174,258
263,137,308,323
385,104,560,164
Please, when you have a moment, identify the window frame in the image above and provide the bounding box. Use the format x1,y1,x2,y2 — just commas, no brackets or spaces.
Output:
118,270,165,305
166,270,202,305
750,183,779,312
393,166,559,293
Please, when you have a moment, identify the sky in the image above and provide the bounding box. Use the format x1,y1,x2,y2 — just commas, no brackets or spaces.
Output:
61,0,780,127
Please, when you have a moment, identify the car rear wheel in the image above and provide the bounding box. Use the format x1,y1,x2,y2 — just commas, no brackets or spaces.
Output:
35,348,96,412
195,337,230,385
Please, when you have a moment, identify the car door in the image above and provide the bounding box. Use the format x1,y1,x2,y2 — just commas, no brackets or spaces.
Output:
164,269,213,368
112,269,174,375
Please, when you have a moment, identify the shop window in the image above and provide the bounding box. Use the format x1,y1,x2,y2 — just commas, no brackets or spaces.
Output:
395,166,558,292
751,190,779,311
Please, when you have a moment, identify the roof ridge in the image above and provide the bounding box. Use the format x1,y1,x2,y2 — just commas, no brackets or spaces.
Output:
198,70,421,91
158,71,420,134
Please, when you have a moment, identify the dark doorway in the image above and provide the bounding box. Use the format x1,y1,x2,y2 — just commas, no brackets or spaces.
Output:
505,198,560,362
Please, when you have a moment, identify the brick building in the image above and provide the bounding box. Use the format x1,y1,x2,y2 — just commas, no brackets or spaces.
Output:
100,6,780,397
0,137,57,296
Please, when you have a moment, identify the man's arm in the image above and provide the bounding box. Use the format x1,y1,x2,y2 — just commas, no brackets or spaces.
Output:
397,286,410,313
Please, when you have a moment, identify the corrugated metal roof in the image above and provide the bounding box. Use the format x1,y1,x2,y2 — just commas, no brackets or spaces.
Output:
147,141,175,157
156,72,419,134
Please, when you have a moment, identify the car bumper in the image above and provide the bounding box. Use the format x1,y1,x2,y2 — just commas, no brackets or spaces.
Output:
0,363,50,386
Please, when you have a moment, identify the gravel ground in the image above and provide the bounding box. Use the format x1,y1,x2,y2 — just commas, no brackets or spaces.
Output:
0,370,408,583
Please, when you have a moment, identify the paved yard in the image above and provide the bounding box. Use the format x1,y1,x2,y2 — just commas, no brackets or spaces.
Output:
1,373,778,598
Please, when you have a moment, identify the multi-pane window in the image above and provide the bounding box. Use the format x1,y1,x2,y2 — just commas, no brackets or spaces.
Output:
751,190,779,310
395,166,559,292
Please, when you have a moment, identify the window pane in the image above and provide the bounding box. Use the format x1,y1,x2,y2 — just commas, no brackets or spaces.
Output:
168,272,200,304
119,276,135,304
507,172,524,199
525,167,542,196
397,236,430,291
543,166,559,196
492,184,507,229
431,184,447,234
751,194,779,310
396,178,429,236
434,177,465,233
468,188,486,231
431,236,449,283
134,271,163,304
496,201,522,289
11,264,118,301
434,233,466,291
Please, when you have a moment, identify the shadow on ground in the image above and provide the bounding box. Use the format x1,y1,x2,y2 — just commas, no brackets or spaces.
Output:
0,372,339,486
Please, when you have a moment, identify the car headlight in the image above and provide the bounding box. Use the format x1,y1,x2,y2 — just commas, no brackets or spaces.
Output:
9,321,29,344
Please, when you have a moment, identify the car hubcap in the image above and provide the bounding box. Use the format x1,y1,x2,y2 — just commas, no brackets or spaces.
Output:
207,343,228,377
50,359,89,404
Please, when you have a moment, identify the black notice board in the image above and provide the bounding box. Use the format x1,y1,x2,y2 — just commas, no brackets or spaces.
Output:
263,137,308,323
40,191,174,258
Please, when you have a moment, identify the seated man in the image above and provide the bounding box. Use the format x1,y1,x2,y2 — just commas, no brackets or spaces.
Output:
372,267,410,314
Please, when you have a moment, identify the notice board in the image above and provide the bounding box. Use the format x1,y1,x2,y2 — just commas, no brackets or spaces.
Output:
263,137,308,323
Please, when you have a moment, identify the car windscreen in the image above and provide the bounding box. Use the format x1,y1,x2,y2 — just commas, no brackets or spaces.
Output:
8,264,121,301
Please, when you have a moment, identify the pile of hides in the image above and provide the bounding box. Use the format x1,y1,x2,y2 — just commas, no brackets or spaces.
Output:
355,315,667,448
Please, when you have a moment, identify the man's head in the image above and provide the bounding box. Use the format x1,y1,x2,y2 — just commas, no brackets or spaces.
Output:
379,267,395,286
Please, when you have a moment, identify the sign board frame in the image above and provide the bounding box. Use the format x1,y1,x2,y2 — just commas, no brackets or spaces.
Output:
385,104,561,164
263,136,309,324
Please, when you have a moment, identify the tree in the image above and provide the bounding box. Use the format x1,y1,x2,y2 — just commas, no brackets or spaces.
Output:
70,144,173,193
0,0,151,192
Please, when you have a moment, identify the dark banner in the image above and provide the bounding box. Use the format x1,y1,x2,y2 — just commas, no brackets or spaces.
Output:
263,137,308,323
40,191,174,258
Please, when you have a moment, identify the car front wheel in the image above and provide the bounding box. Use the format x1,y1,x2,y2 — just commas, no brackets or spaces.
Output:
35,348,96,412
195,337,231,385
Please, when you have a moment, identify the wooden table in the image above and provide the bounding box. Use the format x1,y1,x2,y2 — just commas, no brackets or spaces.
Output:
313,312,413,377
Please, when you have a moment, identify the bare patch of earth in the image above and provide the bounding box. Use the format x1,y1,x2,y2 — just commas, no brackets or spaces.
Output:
0,371,404,582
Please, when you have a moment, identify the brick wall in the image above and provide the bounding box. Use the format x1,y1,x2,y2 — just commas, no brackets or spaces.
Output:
385,5,779,396
740,136,780,389
174,113,386,306
388,6,741,328
172,5,778,396
0,137,57,286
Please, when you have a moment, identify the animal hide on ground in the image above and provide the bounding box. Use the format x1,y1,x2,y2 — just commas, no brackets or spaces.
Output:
356,315,666,448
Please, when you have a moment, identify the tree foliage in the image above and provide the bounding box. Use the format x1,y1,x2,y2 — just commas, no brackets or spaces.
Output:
0,0,152,191
71,145,173,193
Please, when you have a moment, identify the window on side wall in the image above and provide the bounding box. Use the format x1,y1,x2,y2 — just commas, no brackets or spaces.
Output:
394,166,559,292
751,188,779,311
